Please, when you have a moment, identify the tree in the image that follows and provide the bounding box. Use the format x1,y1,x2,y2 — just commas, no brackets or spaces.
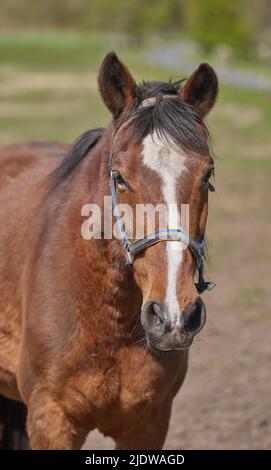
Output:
184,0,254,57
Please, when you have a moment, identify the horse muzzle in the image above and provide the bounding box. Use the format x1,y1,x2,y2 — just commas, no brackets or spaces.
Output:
141,297,206,352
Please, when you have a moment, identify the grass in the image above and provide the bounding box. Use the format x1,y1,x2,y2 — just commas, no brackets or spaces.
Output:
0,29,270,319
0,30,114,72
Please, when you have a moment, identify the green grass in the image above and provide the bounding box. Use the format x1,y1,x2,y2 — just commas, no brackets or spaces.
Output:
0,30,115,72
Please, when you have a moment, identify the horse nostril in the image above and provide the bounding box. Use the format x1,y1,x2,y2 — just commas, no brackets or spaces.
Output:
148,301,164,324
148,302,156,316
183,298,206,334
141,300,164,330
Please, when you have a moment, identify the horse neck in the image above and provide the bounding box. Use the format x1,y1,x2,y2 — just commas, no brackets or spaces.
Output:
65,129,142,321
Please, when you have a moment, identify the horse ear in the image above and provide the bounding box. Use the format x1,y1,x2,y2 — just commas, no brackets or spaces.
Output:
180,63,218,116
98,52,136,118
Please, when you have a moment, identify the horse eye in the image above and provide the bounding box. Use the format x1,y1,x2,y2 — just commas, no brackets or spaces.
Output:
201,169,215,192
112,171,127,191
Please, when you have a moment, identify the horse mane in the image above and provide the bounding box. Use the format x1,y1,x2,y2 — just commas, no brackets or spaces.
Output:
51,127,105,188
136,79,184,98
51,79,212,189
130,79,211,155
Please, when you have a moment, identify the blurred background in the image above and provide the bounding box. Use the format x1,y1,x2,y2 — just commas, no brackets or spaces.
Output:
0,0,270,449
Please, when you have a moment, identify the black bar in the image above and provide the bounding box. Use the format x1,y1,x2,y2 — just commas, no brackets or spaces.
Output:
0,450,270,468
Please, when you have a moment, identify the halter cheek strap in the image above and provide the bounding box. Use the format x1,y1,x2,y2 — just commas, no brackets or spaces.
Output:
109,168,215,294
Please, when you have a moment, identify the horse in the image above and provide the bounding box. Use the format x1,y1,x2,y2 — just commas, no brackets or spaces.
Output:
0,141,72,449
0,52,218,450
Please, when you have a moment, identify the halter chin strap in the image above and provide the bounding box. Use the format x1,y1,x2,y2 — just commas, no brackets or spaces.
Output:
109,169,215,294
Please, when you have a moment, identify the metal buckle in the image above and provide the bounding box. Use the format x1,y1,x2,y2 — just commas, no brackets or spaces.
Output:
195,281,216,294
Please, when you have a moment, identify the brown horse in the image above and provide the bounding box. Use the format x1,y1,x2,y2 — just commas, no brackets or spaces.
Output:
0,52,218,450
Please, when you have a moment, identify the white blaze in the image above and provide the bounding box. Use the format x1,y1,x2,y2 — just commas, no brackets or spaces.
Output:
142,132,187,324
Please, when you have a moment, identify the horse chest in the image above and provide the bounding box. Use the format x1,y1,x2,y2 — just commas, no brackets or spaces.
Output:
95,347,185,438
116,346,180,409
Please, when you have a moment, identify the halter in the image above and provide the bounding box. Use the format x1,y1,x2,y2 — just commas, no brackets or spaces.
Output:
110,168,215,294
109,102,216,294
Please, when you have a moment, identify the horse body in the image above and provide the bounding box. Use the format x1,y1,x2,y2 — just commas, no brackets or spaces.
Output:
0,138,187,449
0,142,70,396
0,52,218,449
